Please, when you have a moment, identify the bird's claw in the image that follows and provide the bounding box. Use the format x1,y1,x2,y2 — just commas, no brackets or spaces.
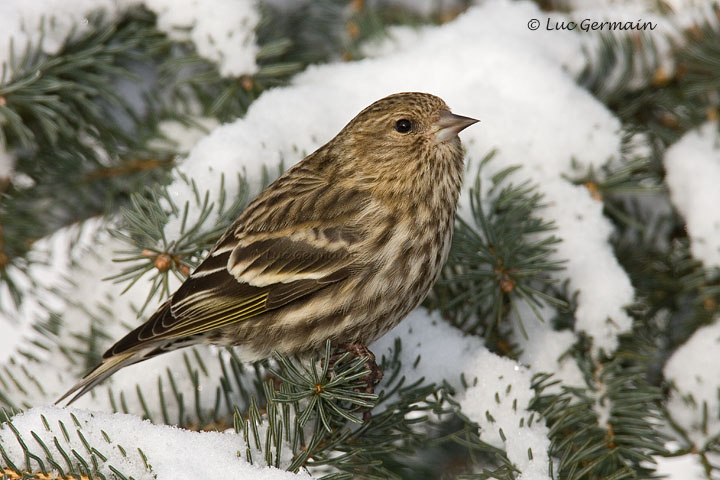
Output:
332,343,383,394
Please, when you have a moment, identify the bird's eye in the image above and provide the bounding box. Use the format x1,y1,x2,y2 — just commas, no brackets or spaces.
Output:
394,119,412,134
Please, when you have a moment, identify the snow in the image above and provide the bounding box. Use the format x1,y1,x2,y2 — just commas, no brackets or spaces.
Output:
0,0,260,192
0,305,558,480
147,117,222,154
663,317,720,447
0,140,14,179
0,114,221,411
143,0,259,77
665,122,720,270
373,310,552,479
372,309,484,390
0,1,120,61
0,237,276,432
0,217,106,362
510,300,585,391
0,0,259,79
0,229,174,409
459,353,552,480
541,179,634,354
0,406,310,480
652,442,709,480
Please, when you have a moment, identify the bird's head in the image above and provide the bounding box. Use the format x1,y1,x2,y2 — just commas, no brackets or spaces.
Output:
339,92,477,151
328,92,478,197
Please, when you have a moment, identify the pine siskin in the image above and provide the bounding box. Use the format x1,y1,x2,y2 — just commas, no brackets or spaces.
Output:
58,92,478,405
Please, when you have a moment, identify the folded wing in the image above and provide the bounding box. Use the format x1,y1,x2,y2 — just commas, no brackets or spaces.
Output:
104,227,358,358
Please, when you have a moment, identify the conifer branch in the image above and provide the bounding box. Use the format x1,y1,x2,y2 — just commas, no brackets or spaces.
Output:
581,5,720,146
107,172,248,315
430,152,567,347
531,341,667,480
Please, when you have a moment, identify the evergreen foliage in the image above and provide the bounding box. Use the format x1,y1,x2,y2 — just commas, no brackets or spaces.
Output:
430,153,567,349
1,0,720,479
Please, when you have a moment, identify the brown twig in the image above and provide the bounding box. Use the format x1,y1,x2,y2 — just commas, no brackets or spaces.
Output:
83,156,174,181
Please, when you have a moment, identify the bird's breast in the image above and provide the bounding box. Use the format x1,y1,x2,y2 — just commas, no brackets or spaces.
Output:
355,202,455,304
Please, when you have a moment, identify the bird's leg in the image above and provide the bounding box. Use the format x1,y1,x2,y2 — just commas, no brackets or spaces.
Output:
333,343,383,394
327,343,383,422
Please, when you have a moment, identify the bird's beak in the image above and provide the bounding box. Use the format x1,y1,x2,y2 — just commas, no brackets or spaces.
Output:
434,110,479,143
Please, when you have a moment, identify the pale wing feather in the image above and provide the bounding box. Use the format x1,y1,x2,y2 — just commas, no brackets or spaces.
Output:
103,227,360,359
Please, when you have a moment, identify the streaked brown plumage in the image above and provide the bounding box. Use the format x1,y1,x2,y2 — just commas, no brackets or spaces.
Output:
58,92,478,405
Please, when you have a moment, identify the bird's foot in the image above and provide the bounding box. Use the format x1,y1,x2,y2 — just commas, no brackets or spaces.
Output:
333,342,383,395
330,343,383,422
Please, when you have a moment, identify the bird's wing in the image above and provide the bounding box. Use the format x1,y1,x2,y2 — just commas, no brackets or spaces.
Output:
103,225,359,358
103,160,371,358
173,228,357,333
59,223,361,405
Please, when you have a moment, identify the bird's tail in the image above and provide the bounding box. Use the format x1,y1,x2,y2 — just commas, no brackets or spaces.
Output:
56,300,176,406
55,351,142,406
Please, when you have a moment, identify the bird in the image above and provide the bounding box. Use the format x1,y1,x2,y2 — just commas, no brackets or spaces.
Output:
57,92,478,405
